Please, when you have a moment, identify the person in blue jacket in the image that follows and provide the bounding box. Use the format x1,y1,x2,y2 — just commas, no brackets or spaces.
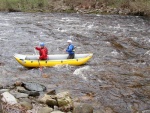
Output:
66,40,75,59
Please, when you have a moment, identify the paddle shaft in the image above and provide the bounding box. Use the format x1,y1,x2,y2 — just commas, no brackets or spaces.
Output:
34,48,37,55
34,48,43,75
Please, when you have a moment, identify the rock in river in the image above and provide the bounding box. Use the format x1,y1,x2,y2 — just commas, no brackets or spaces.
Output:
22,82,46,92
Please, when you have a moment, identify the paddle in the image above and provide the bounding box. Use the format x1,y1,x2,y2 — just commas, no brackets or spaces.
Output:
34,48,43,76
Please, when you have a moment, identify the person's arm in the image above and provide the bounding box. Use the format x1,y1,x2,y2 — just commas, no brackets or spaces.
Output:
35,47,41,51
45,47,48,55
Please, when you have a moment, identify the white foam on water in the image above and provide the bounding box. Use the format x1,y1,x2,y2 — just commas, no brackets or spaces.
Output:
105,41,111,46
97,79,103,83
96,14,101,16
73,66,91,80
144,50,150,55
61,17,80,22
82,22,94,29
130,37,137,40
0,37,9,41
0,23,10,26
87,22,94,29
54,64,71,70
57,28,67,32
111,50,119,56
114,24,121,29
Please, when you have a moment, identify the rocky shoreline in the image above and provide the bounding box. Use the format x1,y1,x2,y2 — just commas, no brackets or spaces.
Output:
45,0,149,16
0,81,94,113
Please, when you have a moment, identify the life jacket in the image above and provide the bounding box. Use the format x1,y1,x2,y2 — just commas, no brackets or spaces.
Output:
39,47,48,60
67,44,75,54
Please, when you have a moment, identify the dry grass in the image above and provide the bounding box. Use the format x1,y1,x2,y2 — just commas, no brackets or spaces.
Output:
0,0,49,12
129,0,150,15
0,0,150,16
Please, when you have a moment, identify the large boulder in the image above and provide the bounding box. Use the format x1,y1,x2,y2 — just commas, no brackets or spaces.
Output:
1,92,18,105
56,91,73,111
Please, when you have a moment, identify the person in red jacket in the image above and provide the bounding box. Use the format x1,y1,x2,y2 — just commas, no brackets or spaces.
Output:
35,42,48,60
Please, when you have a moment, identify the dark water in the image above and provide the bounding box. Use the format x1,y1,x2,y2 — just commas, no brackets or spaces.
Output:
0,12,150,113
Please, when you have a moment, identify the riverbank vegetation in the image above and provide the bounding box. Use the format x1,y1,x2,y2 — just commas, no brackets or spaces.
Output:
0,0,150,16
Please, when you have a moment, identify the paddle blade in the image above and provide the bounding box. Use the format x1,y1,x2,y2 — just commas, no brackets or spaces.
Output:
42,74,49,78
39,66,42,71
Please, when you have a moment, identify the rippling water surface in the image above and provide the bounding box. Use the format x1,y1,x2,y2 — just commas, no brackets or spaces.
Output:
0,12,150,113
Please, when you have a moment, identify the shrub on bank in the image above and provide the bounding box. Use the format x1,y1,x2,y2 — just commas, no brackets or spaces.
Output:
0,0,49,12
0,0,149,16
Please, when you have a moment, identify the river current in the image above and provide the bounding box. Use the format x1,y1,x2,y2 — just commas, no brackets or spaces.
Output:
0,12,150,113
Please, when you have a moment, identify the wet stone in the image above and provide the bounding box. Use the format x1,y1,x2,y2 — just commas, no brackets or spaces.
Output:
0,89,10,94
14,81,22,86
19,101,33,110
46,99,58,108
23,90,40,97
28,91,40,97
142,110,150,113
0,62,5,66
17,86,27,92
11,92,29,98
57,98,70,107
47,89,56,95
73,103,93,113
37,106,53,113
51,111,65,113
22,82,46,92
38,94,54,104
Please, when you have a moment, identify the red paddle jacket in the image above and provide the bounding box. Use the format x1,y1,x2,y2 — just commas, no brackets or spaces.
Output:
35,47,48,60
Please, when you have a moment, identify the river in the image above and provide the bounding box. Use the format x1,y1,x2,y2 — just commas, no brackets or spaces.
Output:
0,12,150,113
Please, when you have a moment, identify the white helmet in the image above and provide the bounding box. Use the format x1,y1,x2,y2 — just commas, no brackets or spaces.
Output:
67,40,72,43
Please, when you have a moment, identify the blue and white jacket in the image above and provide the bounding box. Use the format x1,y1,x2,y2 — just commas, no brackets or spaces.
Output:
66,44,75,55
